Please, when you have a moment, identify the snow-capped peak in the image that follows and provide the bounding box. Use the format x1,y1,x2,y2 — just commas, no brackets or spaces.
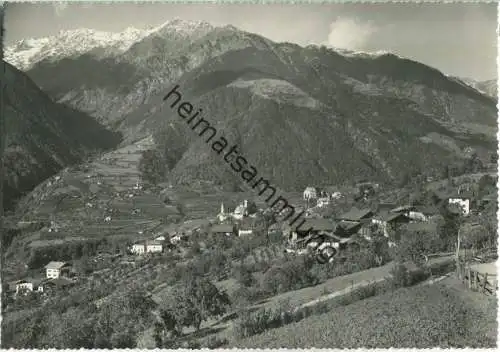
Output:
5,19,216,71
151,18,214,35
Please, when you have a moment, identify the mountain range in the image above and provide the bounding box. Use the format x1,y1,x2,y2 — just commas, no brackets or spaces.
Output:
4,19,498,208
2,61,121,210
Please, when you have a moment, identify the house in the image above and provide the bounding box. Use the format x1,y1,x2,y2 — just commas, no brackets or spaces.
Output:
267,223,282,235
338,207,374,222
303,187,319,201
170,233,186,244
377,202,397,212
130,243,146,254
448,191,474,216
405,221,438,235
45,261,70,279
233,200,249,220
317,197,330,208
372,211,410,237
336,220,363,237
155,235,167,242
290,218,336,243
145,241,163,253
211,224,236,236
390,205,416,216
238,228,253,237
411,205,440,222
15,279,45,295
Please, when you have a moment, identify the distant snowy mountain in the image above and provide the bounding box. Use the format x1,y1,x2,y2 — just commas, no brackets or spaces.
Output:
459,77,497,99
5,18,215,71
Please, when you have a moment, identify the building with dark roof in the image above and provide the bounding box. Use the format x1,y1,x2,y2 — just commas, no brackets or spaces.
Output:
210,224,236,236
338,207,374,222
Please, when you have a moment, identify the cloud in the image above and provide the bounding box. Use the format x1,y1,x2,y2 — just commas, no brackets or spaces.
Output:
326,18,377,50
53,2,68,17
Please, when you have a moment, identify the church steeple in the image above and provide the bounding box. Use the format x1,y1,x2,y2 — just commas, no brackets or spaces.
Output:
220,203,225,214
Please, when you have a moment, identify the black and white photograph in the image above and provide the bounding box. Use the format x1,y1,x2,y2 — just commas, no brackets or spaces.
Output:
1,1,498,349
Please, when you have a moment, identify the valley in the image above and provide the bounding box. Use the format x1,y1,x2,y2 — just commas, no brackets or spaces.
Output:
2,14,498,350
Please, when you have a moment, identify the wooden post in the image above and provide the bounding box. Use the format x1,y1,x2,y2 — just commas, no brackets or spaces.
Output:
482,273,489,294
468,268,472,289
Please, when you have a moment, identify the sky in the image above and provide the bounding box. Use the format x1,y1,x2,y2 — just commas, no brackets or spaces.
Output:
4,2,498,80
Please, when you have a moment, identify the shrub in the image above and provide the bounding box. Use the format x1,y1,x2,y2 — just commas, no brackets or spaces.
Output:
390,263,412,288
203,336,228,349
233,306,291,340
260,256,318,295
231,263,256,287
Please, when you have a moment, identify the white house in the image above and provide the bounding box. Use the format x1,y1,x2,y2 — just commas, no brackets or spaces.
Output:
45,262,69,279
155,235,167,242
238,229,253,237
448,197,471,216
303,187,318,201
233,200,249,220
15,280,33,294
15,279,45,295
146,241,163,253
317,197,330,208
170,233,186,244
130,243,146,254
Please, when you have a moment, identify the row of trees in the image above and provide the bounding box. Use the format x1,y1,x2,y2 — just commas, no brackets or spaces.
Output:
154,274,231,347
2,288,155,349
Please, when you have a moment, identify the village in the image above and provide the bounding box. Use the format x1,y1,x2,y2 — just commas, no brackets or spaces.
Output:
5,169,497,302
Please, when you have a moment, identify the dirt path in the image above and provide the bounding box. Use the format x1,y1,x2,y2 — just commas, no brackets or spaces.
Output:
199,254,457,342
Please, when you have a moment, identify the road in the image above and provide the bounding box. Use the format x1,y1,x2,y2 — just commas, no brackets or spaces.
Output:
203,254,457,341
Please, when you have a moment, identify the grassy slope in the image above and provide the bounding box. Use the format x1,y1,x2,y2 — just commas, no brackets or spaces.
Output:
232,282,497,348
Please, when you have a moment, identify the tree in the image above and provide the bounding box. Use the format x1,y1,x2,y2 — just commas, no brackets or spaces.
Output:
153,126,187,170
163,276,231,332
438,206,462,251
138,149,166,185
463,152,483,174
478,174,497,197
95,289,155,348
232,263,256,287
393,227,440,268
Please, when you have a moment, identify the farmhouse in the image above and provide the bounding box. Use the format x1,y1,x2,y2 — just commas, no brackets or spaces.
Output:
45,261,70,279
405,221,438,236
303,186,319,201
338,207,374,222
290,218,336,243
238,227,253,237
170,233,186,244
210,224,236,236
14,279,45,295
145,241,163,253
448,191,473,216
390,205,416,216
372,211,410,237
130,241,164,254
411,205,440,221
317,197,330,208
130,243,146,254
233,200,248,220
